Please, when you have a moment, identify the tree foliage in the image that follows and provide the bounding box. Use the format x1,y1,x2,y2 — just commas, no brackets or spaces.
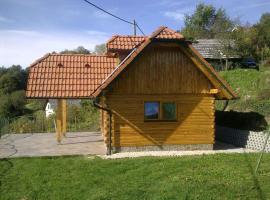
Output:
232,13,270,60
181,3,234,40
94,43,106,55
60,46,91,54
0,65,27,95
0,66,29,119
181,3,270,62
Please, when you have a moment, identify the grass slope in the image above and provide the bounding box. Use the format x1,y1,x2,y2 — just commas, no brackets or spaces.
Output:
217,67,270,127
1,154,270,200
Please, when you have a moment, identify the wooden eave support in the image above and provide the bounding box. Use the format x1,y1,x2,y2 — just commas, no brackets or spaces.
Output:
210,89,219,94
56,99,67,143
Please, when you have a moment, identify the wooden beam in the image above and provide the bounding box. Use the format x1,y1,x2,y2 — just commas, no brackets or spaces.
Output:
56,99,62,143
210,89,219,94
61,99,67,137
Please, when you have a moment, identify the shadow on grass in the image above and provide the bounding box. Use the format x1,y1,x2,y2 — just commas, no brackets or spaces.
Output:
243,153,266,200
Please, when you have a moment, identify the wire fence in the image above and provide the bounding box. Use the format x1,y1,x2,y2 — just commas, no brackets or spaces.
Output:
0,115,54,137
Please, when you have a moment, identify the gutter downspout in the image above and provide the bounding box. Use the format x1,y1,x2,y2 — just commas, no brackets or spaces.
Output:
93,98,112,155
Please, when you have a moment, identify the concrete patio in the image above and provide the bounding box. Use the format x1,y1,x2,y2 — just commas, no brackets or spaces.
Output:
0,132,107,158
0,132,258,159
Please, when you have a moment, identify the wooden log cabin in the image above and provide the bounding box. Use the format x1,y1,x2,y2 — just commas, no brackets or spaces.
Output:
26,26,237,154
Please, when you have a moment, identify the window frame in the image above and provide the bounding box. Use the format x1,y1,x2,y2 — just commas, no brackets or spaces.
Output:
144,101,160,121
144,101,177,122
162,102,177,121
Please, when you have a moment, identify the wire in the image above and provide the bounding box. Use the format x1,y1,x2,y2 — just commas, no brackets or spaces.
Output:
136,23,145,36
82,0,133,25
82,0,146,36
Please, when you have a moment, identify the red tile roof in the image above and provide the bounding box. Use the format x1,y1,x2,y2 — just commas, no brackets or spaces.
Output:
106,35,146,52
93,26,237,100
26,54,118,98
151,26,185,40
26,26,236,99
106,27,184,52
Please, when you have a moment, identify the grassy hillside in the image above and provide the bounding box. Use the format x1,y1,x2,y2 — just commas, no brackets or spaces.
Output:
216,66,270,129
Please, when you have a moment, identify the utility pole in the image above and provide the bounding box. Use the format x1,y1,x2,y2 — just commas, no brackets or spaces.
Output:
133,20,136,36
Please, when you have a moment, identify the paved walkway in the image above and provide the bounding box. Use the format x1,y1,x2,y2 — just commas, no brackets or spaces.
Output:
0,132,257,159
0,132,107,158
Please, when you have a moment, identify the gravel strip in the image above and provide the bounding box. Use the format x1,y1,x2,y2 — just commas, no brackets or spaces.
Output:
99,148,258,159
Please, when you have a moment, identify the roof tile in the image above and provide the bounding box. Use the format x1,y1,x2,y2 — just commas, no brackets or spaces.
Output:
26,54,118,98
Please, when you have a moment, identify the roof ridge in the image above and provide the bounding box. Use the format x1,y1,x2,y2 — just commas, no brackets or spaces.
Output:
106,35,119,44
115,35,146,37
49,53,112,57
29,53,51,67
164,27,184,38
149,26,167,39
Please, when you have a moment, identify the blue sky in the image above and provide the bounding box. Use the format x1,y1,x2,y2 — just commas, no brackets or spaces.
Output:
1,0,270,67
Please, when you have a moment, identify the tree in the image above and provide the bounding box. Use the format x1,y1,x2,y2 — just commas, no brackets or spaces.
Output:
231,12,270,61
60,46,91,54
255,13,270,61
94,43,106,55
256,13,270,48
0,65,27,95
10,90,26,115
181,3,234,40
0,95,12,118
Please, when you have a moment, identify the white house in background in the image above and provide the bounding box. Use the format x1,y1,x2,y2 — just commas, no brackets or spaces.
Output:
45,99,81,118
45,101,55,118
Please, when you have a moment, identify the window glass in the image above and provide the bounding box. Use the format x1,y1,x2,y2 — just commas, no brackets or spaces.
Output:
144,102,159,120
162,102,176,120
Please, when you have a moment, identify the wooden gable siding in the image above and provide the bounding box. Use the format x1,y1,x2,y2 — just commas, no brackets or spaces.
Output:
108,43,214,95
106,94,215,147
101,42,216,147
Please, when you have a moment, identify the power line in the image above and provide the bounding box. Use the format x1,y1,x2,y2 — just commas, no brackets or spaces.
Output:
136,23,145,36
82,0,133,25
82,0,146,36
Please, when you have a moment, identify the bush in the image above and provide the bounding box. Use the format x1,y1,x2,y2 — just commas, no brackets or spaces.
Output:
67,100,99,132
9,116,34,133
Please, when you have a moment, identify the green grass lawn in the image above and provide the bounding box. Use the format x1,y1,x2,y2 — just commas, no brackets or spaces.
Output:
1,154,270,200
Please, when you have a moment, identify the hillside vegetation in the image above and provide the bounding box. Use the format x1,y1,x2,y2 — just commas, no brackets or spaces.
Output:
216,66,270,129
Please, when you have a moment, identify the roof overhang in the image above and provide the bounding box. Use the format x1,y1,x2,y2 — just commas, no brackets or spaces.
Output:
93,27,237,100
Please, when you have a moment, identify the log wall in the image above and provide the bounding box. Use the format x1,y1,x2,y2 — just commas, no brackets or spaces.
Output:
103,43,216,147
107,94,215,147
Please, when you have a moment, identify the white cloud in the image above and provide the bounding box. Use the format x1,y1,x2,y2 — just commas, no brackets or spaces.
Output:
85,30,109,36
157,0,189,7
164,11,185,21
0,16,13,23
0,29,110,68
163,7,193,21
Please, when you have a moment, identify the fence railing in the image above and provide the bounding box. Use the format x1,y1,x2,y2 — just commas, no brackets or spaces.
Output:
0,115,55,137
